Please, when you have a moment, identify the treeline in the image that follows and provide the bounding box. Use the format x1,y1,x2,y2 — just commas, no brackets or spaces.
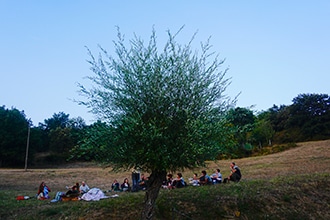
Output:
0,93,329,167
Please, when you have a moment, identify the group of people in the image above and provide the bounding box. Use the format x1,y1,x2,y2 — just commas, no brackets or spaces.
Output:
65,181,90,196
163,173,186,189
111,173,149,192
37,181,90,200
36,162,242,200
188,169,222,186
165,162,242,189
110,178,131,192
163,169,218,188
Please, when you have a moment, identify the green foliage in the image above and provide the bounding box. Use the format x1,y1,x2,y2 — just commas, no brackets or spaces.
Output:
78,27,235,172
0,106,31,167
222,107,256,158
40,112,71,131
69,121,113,162
259,93,330,144
35,112,87,163
250,118,275,148
49,127,73,155
289,93,330,141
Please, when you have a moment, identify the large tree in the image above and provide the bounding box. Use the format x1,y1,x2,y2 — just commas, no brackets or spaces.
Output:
35,112,86,162
78,27,235,219
0,106,30,167
289,93,330,140
225,107,256,157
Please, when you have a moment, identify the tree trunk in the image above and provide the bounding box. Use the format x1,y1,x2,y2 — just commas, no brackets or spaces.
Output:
141,170,167,220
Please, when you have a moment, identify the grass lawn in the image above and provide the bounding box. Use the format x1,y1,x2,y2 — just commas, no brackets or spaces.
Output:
0,139,329,219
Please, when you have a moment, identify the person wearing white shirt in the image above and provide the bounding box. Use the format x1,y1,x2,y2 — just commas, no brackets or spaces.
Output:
79,181,90,194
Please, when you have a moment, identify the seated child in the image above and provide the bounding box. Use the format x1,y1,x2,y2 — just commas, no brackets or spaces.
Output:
37,182,51,200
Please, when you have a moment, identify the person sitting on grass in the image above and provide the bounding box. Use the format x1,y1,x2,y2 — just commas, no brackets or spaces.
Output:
138,174,148,190
169,173,186,189
211,168,222,184
111,179,120,191
199,170,212,185
226,162,242,183
121,178,131,192
65,182,80,197
37,182,51,200
162,173,173,189
189,173,200,186
79,181,90,194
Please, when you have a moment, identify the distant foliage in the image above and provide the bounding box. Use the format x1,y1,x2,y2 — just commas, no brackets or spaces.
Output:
69,120,113,162
1,93,329,166
289,93,330,140
218,93,330,158
0,106,30,167
263,93,330,143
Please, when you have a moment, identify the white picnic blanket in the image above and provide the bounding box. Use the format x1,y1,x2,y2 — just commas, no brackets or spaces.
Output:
80,188,109,201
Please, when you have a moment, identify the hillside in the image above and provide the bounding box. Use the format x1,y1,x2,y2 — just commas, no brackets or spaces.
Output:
0,139,329,219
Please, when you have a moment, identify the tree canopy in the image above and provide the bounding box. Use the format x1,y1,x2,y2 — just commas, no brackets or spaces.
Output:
0,106,29,167
78,28,235,172
77,27,235,218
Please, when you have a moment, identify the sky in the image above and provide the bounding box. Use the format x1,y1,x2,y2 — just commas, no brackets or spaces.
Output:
1,1,329,126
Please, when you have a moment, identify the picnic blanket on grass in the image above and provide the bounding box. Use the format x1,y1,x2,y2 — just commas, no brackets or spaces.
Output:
80,188,109,201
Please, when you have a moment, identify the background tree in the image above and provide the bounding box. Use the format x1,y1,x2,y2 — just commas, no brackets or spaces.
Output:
250,118,275,148
35,112,86,165
77,27,235,219
40,112,70,131
70,120,113,162
288,93,330,141
0,106,32,167
261,94,330,143
262,105,292,143
225,107,255,157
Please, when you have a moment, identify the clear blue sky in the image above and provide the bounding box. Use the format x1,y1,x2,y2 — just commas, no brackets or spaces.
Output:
1,1,329,126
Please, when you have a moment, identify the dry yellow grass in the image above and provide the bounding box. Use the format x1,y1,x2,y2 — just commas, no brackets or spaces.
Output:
0,139,329,194
208,139,330,180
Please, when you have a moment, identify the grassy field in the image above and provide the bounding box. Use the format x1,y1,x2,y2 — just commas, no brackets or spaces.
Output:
0,139,329,219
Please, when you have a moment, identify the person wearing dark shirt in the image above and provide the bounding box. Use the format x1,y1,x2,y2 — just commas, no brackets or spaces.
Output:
111,179,120,191
199,170,212,185
66,182,80,196
170,173,186,189
121,178,131,192
228,162,242,182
